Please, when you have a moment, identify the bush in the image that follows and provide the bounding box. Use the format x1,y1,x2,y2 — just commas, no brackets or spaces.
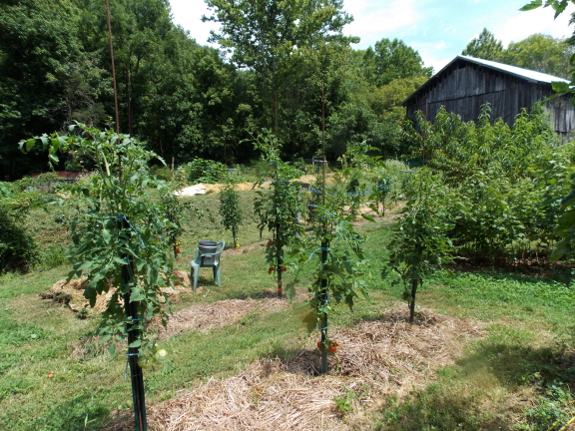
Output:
405,105,563,261
0,204,38,273
187,158,228,184
14,173,65,193
152,165,173,181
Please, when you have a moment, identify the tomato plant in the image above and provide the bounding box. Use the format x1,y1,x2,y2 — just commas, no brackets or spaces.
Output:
288,201,368,374
20,124,179,346
252,129,305,298
20,124,182,431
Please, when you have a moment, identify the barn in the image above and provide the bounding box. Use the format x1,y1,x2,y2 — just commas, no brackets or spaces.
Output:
402,55,575,137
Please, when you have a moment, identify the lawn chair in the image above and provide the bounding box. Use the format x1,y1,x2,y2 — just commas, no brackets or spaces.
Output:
190,240,225,292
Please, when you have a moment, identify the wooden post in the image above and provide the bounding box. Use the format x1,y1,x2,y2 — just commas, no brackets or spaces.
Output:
105,0,119,134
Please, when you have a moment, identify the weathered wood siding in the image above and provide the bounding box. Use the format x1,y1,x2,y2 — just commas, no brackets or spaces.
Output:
405,60,575,136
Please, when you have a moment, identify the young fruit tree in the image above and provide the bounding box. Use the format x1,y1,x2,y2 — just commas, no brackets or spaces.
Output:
219,182,243,248
20,123,180,431
384,169,454,323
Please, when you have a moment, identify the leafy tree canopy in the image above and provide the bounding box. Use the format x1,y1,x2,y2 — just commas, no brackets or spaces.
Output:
504,33,573,78
363,38,433,87
462,28,505,61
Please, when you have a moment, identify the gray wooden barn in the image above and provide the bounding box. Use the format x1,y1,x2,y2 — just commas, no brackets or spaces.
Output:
402,55,575,137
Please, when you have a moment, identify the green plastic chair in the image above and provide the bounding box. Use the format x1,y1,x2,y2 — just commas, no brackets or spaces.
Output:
190,240,225,292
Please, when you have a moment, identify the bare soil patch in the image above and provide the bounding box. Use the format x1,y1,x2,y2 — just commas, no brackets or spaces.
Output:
103,306,484,431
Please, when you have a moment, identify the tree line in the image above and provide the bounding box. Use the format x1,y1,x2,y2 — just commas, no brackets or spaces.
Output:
1,0,572,180
462,28,574,79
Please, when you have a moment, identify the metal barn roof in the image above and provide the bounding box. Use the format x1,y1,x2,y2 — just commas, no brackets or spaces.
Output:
456,55,569,84
402,55,570,106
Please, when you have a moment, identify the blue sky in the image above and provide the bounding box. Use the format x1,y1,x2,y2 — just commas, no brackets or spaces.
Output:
169,0,575,74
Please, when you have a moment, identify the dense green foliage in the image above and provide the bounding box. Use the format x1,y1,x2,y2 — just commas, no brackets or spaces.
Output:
187,158,229,184
401,105,572,262
0,0,438,179
462,28,573,78
0,203,38,273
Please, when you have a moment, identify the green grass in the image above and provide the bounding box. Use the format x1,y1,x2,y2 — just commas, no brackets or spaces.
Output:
2,191,575,430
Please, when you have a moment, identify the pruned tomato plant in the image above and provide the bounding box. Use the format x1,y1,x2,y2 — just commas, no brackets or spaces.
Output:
20,124,179,347
219,182,243,248
20,123,180,430
252,129,304,298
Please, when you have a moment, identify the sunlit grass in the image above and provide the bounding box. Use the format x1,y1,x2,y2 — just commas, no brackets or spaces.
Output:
2,191,575,430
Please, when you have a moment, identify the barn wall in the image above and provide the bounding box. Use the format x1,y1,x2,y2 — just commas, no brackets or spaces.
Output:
405,61,575,136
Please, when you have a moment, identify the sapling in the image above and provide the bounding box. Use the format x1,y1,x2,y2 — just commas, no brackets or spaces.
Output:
219,182,243,248
384,169,454,323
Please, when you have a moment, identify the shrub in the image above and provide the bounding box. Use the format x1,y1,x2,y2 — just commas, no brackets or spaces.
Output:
405,104,563,261
0,203,38,273
187,158,228,184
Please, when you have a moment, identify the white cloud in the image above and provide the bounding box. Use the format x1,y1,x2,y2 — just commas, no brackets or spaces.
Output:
412,40,450,73
169,0,219,45
435,41,446,50
342,0,421,48
496,5,575,46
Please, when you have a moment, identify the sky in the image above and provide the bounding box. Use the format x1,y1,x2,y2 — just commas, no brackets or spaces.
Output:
168,0,575,74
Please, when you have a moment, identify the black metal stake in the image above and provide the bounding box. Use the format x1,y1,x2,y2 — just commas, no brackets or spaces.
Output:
409,277,417,324
319,240,329,374
121,219,147,431
276,223,283,298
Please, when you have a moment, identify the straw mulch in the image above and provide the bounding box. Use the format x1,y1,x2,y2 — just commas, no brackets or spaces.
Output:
104,306,484,431
156,297,289,339
46,270,192,314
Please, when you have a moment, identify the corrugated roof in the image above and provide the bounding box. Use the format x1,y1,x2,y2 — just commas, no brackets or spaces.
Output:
458,55,569,84
402,55,569,106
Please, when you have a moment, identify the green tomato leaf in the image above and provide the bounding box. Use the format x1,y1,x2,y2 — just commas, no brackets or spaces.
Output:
129,339,142,348
302,311,317,333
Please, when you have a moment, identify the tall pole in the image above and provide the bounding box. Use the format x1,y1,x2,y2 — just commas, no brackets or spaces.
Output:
321,82,326,206
319,81,328,374
105,0,120,134
105,0,123,184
